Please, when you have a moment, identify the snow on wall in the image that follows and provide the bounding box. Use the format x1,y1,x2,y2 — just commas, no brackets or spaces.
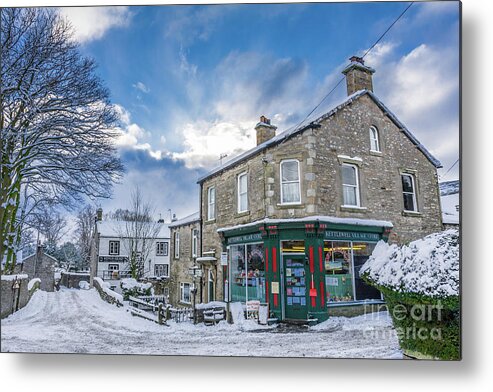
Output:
93,277,124,305
28,278,41,291
1,274,28,281
360,229,459,297
120,278,152,291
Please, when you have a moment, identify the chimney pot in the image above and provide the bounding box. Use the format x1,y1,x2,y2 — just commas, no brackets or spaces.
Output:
96,207,103,221
342,55,375,96
255,116,277,145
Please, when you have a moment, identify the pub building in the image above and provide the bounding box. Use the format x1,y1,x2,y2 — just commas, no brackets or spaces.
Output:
219,217,391,322
197,57,443,323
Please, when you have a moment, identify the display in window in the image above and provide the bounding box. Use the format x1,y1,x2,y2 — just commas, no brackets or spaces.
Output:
324,241,354,302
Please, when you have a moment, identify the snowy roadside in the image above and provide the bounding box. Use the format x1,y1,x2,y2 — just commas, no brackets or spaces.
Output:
1,288,402,358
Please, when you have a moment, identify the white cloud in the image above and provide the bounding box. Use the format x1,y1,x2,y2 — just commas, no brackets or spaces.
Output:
113,104,150,148
132,82,150,94
60,7,131,43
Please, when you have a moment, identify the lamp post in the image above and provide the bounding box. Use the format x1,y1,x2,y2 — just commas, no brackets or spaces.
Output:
188,266,203,324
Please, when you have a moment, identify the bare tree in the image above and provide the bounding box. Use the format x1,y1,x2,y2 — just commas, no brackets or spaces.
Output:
1,8,124,272
113,188,161,280
74,204,96,270
26,204,69,254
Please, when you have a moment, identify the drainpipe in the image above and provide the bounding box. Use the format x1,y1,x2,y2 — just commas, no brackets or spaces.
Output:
199,182,203,304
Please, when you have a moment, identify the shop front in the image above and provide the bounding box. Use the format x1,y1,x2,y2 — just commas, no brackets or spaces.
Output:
219,217,392,323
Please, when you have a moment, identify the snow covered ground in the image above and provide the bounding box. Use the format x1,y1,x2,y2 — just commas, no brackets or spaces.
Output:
1,288,402,358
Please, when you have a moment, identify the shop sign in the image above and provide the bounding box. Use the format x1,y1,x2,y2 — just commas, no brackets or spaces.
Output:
99,256,128,263
220,252,228,266
227,232,263,245
326,277,339,286
324,230,380,242
271,281,280,294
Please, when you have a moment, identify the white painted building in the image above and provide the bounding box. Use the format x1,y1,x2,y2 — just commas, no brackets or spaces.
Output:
91,219,171,283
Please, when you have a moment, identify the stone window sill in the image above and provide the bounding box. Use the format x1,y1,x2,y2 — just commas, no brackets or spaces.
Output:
204,219,216,225
277,203,305,209
341,205,367,212
235,210,250,218
402,210,422,217
369,150,383,156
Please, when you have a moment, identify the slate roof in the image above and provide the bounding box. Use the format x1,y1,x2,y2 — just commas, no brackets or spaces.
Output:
168,212,200,228
197,89,442,184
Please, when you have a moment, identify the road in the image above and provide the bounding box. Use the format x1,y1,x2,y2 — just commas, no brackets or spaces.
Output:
1,288,402,358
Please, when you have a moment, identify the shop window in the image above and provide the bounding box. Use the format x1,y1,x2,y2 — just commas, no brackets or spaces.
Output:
401,173,418,212
237,172,248,213
324,241,354,302
180,282,191,304
207,186,216,220
280,159,301,204
369,126,380,152
341,163,360,207
352,243,381,301
109,240,120,255
229,243,265,303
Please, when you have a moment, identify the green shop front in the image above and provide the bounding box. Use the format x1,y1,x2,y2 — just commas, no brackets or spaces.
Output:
219,217,392,323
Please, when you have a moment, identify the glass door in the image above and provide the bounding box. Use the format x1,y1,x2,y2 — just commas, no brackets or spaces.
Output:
283,255,308,320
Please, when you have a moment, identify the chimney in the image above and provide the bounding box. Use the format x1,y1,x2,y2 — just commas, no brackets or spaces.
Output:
96,207,103,221
171,214,177,222
342,56,375,95
255,116,277,146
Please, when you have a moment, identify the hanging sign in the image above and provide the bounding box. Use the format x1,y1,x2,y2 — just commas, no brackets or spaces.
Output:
220,252,228,266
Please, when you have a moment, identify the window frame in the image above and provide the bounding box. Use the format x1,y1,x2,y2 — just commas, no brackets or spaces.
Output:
174,232,180,259
237,172,248,213
207,186,216,220
401,173,418,212
180,282,191,304
341,163,361,207
191,228,199,258
369,126,380,152
109,240,120,255
154,264,169,278
280,159,302,205
156,241,168,256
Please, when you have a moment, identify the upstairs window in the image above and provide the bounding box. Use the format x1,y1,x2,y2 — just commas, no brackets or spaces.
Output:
154,264,169,277
237,172,248,213
156,241,168,256
191,228,199,258
341,163,360,207
369,126,380,152
280,159,301,204
401,173,418,212
207,186,216,220
174,232,180,259
109,241,120,255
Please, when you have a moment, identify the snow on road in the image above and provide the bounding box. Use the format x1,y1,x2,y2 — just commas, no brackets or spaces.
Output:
1,288,402,358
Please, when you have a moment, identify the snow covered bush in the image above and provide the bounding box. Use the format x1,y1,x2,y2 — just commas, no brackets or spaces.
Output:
360,230,460,360
79,281,90,290
120,278,152,300
360,229,459,298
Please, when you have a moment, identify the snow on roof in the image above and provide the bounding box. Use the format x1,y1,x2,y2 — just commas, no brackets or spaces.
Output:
168,212,200,228
197,89,441,183
96,220,170,238
360,229,459,297
440,180,459,196
217,215,393,233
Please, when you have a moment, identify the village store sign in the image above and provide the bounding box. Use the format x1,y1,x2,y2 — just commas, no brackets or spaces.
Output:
227,232,263,245
324,230,381,242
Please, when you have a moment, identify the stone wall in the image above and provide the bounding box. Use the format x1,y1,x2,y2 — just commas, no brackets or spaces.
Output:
169,220,202,307
60,272,91,289
1,275,37,319
21,249,57,291
93,277,124,306
199,92,443,301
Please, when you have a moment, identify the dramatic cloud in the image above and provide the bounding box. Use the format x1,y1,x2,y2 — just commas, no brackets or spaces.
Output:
60,7,132,43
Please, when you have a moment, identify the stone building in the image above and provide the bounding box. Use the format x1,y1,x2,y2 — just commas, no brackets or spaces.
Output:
196,56,443,322
20,246,57,292
168,212,202,307
90,209,171,289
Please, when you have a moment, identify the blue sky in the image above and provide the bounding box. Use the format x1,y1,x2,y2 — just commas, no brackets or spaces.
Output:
57,1,460,221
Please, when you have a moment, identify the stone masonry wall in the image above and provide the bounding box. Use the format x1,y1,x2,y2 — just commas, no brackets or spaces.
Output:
169,220,201,307
200,93,443,300
60,272,91,289
1,276,36,319
21,251,56,292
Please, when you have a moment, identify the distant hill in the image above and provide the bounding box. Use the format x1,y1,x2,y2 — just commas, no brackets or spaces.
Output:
439,180,459,196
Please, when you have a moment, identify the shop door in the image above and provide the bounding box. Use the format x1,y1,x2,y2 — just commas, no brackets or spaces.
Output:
283,255,308,320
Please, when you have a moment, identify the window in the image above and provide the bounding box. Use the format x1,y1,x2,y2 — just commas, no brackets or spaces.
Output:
174,232,180,259
369,126,380,152
191,228,199,257
108,264,119,271
280,159,301,204
180,282,191,304
401,173,418,212
207,186,216,220
229,243,265,303
156,241,168,256
237,172,248,212
109,241,120,255
341,163,360,207
154,264,169,277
